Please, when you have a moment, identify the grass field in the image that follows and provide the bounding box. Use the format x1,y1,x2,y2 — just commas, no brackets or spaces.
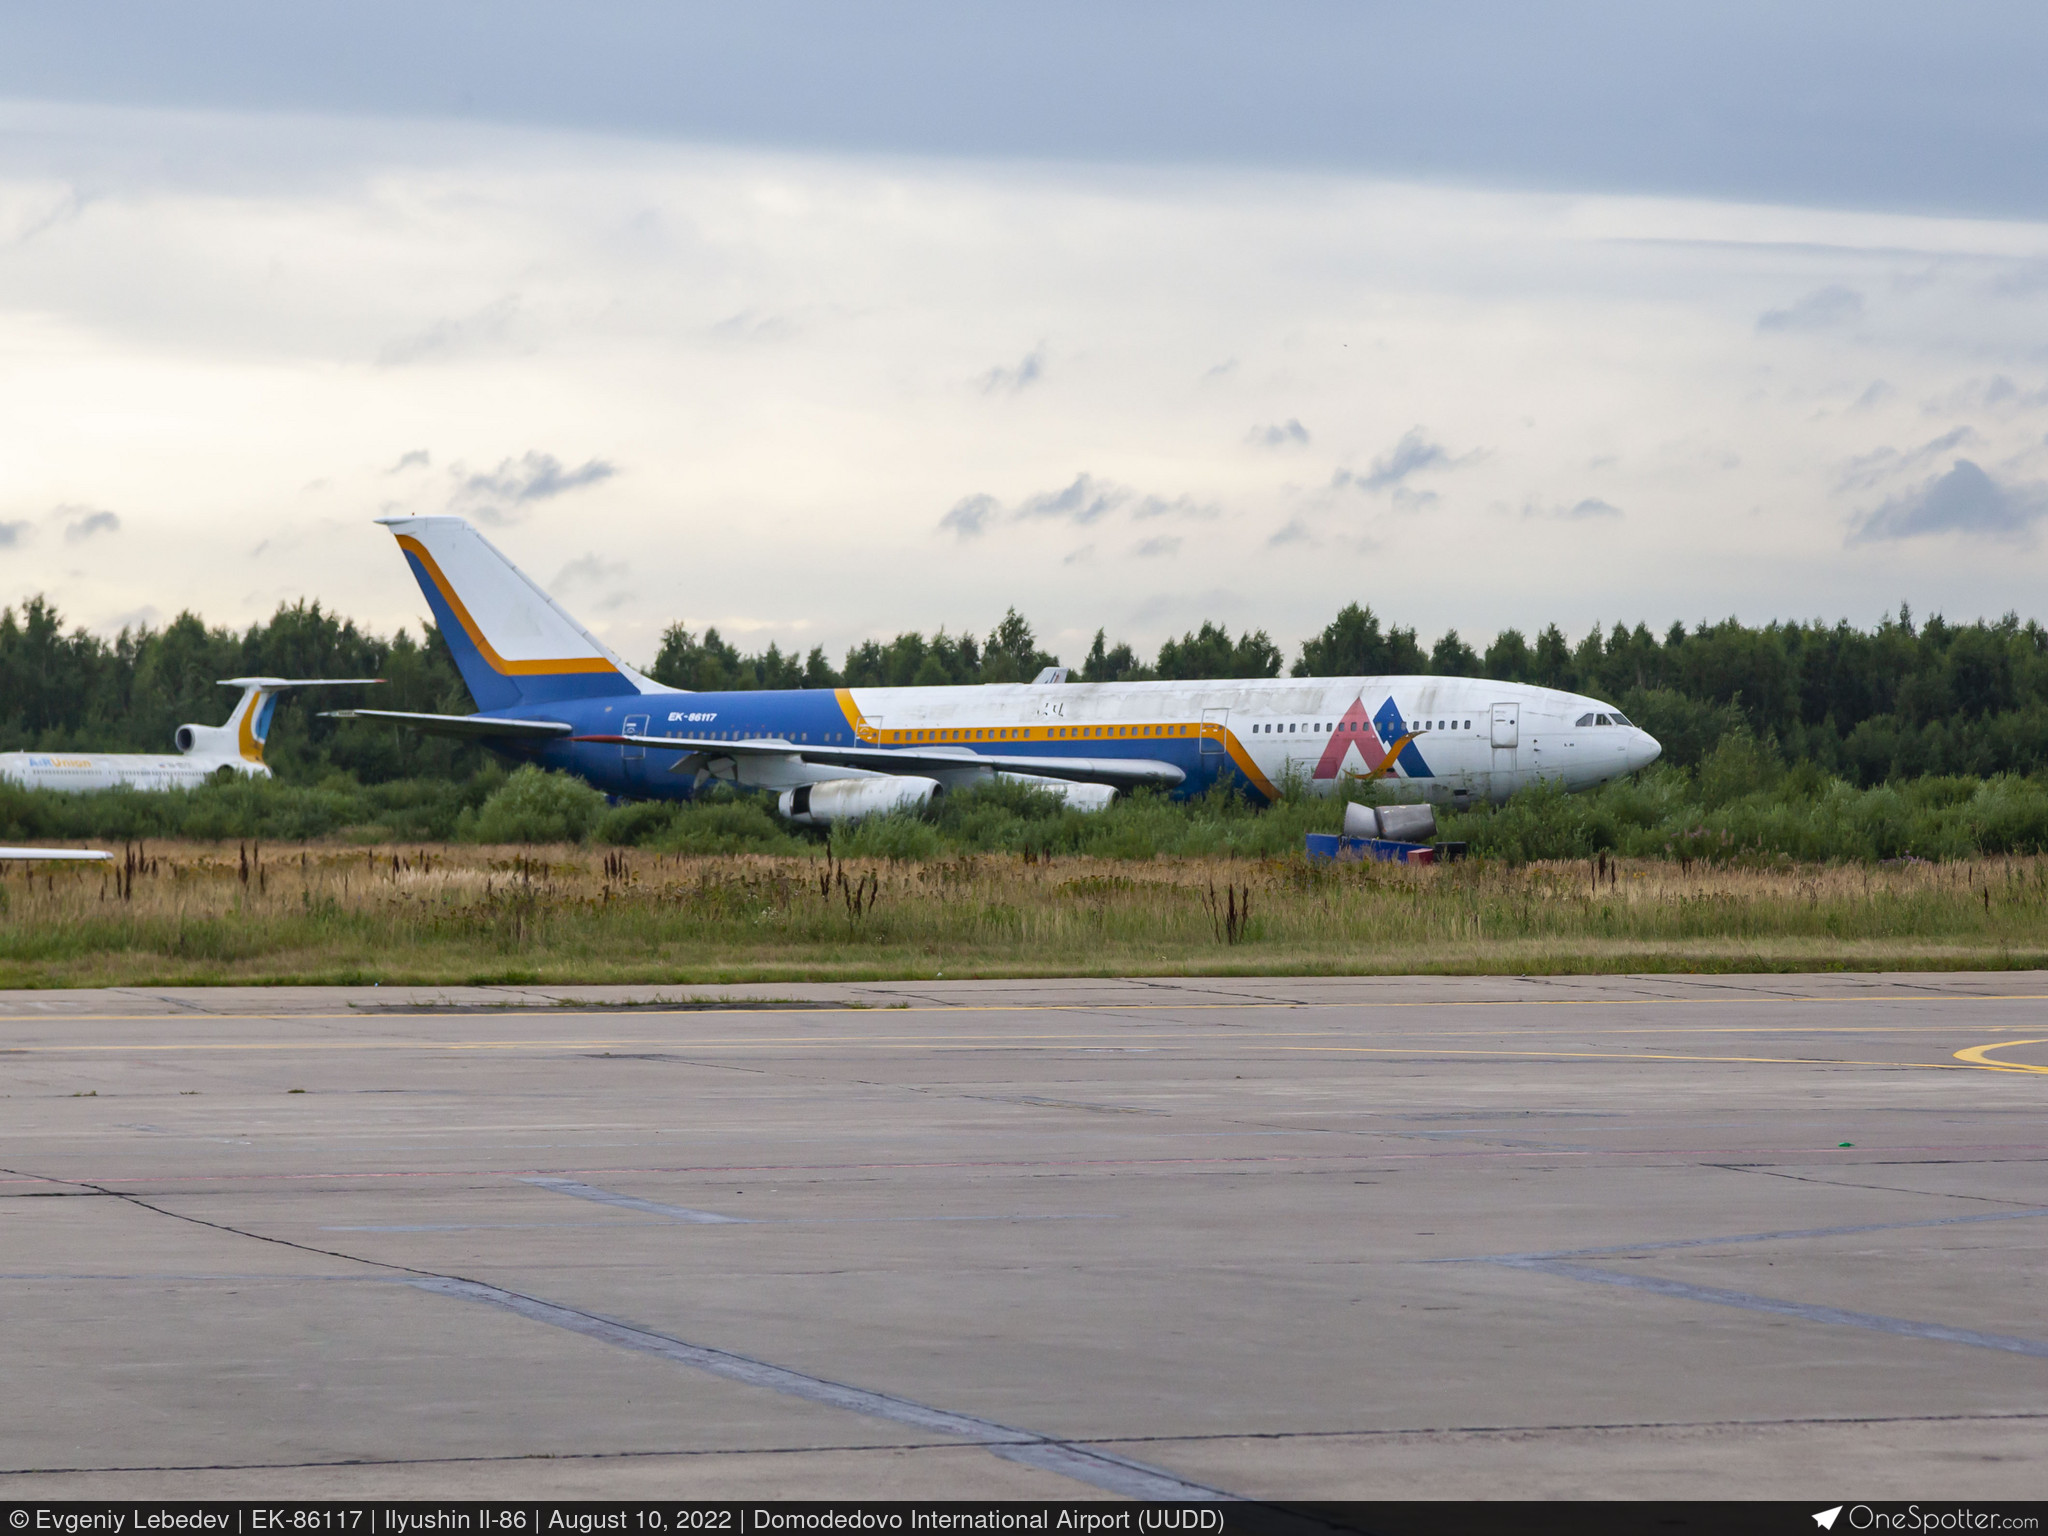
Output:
3,839,2045,987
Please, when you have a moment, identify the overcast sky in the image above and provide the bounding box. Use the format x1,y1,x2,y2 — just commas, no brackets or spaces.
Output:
3,3,2047,669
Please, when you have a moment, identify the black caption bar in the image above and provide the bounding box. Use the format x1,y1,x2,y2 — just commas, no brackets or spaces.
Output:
1,1504,2042,1536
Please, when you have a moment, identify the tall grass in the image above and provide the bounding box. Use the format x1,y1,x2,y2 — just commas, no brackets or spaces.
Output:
4,838,2044,987
14,731,2048,866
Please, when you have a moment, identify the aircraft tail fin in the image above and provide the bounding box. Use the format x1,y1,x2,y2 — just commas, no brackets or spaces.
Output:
376,516,652,712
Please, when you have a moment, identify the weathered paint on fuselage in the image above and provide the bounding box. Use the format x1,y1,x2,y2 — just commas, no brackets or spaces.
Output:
0,752,259,794
488,676,1660,806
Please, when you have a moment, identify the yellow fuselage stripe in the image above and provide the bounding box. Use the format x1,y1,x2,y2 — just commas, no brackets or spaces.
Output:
826,693,1279,796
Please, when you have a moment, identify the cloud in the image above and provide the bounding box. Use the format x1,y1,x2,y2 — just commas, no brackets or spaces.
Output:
60,507,121,542
1920,374,2048,416
1132,493,1218,521
0,520,31,548
1133,535,1181,559
938,475,1210,540
1249,418,1310,448
1851,381,1895,411
1062,544,1095,566
1837,426,1976,492
1334,427,1476,494
1390,486,1440,510
1849,459,2048,543
1757,284,1863,333
551,553,629,590
378,295,522,366
449,452,616,524
708,309,794,343
104,605,162,633
939,493,1002,539
1266,517,1311,547
1015,473,1129,525
388,449,431,473
977,346,1045,394
1524,496,1622,520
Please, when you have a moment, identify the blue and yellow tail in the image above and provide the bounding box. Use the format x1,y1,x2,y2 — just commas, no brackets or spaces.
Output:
377,517,652,712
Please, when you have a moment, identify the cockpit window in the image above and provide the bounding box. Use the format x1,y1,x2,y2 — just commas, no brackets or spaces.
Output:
1610,711,1632,726
1595,713,1612,725
1575,713,1595,727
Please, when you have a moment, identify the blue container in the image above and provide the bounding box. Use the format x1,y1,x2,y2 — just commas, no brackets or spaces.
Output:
1304,833,1436,865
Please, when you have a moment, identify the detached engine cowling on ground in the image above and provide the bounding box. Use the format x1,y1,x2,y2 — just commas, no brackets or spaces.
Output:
779,776,942,827
997,776,1117,813
1343,801,1438,843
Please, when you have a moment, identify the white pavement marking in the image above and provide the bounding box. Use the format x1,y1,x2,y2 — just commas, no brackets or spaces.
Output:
520,1176,751,1223
1508,1260,2048,1359
1454,1206,2048,1264
408,1277,1231,1500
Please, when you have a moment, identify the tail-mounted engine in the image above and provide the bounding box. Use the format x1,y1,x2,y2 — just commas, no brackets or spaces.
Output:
174,723,232,756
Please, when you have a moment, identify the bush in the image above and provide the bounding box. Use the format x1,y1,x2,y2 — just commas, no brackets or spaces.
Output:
594,800,681,846
830,809,945,861
655,798,808,855
461,766,607,844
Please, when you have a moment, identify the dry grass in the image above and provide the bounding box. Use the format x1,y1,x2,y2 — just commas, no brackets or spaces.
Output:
3,839,2046,987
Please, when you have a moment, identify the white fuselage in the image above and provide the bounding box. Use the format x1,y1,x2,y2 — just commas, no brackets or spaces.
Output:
601,674,1659,806
0,751,265,794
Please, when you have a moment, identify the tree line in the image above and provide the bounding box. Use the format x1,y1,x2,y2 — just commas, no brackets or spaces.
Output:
6,592,2048,786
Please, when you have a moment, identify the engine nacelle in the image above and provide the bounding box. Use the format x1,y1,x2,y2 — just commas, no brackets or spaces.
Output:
779,776,942,827
1343,801,1437,843
175,723,233,756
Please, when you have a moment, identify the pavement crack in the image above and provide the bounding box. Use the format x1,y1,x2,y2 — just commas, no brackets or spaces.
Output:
1719,1164,2044,1205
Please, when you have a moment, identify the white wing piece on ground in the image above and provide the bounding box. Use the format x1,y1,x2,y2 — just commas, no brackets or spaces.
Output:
571,732,1186,789
0,848,111,861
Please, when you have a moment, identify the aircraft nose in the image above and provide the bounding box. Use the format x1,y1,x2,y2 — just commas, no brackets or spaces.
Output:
1628,729,1662,772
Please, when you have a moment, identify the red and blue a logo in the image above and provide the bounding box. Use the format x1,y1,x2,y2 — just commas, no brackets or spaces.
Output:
1313,697,1432,781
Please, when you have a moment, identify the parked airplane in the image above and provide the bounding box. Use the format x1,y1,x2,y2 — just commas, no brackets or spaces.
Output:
0,678,381,794
333,516,1659,824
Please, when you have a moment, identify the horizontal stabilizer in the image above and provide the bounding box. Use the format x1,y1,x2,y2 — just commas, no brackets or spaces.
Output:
218,677,385,689
324,709,573,740
572,732,1185,789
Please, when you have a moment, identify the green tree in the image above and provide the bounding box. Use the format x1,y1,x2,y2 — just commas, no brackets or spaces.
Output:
1429,629,1481,677
1157,621,1282,680
1292,603,1425,676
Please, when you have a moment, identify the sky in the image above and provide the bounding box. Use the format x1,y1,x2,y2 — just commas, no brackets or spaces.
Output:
3,3,2047,670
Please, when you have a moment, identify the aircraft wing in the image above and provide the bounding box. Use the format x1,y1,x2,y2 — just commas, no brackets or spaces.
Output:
573,733,1186,789
0,848,110,861
324,709,574,741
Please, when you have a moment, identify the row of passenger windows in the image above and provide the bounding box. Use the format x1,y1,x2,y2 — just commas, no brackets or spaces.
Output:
1572,712,1633,727
1253,720,1472,734
692,719,1505,744
694,731,850,743
892,725,1189,742
692,726,1195,745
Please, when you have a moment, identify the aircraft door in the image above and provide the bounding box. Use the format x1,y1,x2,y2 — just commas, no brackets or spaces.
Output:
1200,708,1229,755
1489,702,1518,794
622,715,649,760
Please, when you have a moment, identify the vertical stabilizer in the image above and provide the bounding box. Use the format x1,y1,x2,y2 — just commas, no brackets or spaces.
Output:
225,681,279,763
377,516,652,712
